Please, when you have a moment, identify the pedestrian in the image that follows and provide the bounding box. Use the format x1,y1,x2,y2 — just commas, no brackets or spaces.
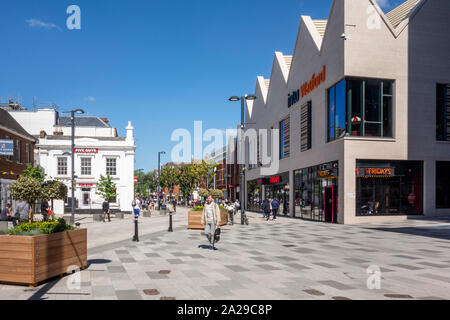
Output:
172,198,177,212
225,201,235,225
132,195,142,217
41,199,49,222
262,198,271,220
271,198,279,220
234,199,240,214
0,203,18,227
16,199,30,224
102,199,111,222
201,195,221,250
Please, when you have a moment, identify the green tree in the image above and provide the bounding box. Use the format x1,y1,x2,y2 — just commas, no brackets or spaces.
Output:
177,164,200,204
96,174,117,203
41,181,68,219
160,167,179,201
23,164,45,183
210,189,224,199
10,176,42,222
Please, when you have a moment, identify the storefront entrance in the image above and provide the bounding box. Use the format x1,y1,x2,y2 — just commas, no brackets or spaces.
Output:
81,188,91,208
324,186,336,223
247,172,290,213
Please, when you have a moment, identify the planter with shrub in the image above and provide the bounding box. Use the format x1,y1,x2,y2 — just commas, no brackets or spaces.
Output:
0,219,87,286
188,205,228,230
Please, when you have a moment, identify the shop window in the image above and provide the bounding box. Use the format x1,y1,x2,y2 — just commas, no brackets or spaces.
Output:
301,101,312,152
436,161,450,208
356,160,423,216
436,84,450,141
327,78,394,142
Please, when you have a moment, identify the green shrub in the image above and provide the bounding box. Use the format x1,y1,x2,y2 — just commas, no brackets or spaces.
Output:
8,218,75,236
192,205,226,212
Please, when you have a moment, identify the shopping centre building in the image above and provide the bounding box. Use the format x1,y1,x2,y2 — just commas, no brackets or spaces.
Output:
244,0,450,224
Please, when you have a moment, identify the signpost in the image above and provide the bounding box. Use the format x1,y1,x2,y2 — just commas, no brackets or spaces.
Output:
0,140,14,156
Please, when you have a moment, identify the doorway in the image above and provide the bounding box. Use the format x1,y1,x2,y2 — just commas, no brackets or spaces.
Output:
324,186,335,223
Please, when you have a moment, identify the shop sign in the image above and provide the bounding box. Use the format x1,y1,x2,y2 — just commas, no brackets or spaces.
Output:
269,176,281,184
288,66,326,108
0,140,14,156
134,177,138,184
356,167,394,177
408,193,416,204
75,148,98,154
78,183,94,187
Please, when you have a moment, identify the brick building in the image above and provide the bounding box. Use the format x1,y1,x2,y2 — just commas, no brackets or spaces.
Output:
0,109,36,211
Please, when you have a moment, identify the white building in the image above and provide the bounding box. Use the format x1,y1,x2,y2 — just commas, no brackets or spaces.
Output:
8,108,136,214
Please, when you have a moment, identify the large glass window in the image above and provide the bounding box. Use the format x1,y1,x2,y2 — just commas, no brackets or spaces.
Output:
294,161,339,222
327,78,394,141
436,161,450,208
356,160,423,216
279,117,290,159
301,101,312,151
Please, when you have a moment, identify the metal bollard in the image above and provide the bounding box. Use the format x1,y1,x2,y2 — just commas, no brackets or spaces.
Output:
132,214,139,242
168,212,173,232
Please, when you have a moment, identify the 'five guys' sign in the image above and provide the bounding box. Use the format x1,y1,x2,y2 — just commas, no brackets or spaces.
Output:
74,148,98,154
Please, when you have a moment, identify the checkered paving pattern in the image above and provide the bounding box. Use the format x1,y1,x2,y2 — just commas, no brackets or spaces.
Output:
1,209,449,300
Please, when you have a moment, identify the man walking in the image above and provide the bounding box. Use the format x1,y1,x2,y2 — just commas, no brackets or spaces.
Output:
41,200,49,222
262,198,271,221
102,199,111,222
132,195,141,217
201,195,221,250
271,198,279,220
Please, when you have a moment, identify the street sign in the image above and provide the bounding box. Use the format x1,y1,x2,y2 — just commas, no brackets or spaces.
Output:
134,177,138,183
0,140,14,156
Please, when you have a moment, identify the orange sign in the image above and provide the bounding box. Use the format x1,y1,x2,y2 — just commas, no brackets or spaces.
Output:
301,66,326,98
364,168,393,176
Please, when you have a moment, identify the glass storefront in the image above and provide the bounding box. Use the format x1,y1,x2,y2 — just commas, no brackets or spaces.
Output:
356,160,423,216
436,161,450,208
294,161,339,223
248,172,290,214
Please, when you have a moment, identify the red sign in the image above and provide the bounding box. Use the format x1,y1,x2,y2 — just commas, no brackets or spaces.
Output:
78,184,94,187
134,177,138,184
75,148,98,154
408,194,416,204
269,176,280,184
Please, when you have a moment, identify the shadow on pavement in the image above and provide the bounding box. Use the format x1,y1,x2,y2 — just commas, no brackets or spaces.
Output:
86,259,112,269
366,226,450,241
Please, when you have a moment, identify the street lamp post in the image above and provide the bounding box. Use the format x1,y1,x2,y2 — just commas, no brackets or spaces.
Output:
158,151,166,209
63,109,85,225
229,95,257,225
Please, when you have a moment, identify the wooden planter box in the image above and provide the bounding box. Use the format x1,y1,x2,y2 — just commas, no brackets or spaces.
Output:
188,210,228,230
0,229,87,286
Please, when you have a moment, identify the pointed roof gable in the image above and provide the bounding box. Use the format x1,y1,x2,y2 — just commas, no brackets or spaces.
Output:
312,20,328,37
385,0,421,28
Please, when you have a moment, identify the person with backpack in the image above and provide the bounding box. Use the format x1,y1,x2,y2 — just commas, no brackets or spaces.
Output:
102,200,111,222
271,198,279,220
201,195,221,250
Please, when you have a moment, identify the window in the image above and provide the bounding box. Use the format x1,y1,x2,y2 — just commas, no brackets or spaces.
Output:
436,161,450,208
301,101,312,151
106,158,117,176
57,157,68,176
356,160,423,216
81,158,92,176
16,140,21,163
280,117,290,159
436,84,450,141
327,78,394,141
26,144,30,164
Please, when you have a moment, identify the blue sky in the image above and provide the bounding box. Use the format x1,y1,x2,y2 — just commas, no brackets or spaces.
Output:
0,0,400,171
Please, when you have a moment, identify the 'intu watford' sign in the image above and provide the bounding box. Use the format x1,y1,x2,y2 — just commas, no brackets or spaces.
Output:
288,66,326,108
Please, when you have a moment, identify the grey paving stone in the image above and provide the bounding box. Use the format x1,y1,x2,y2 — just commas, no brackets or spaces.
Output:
256,264,279,271
167,259,185,265
284,263,311,270
313,262,339,269
418,273,450,283
319,280,354,290
145,253,160,258
92,285,116,297
107,266,126,273
120,258,136,263
115,290,143,300
225,265,250,272
146,272,169,280
390,264,423,270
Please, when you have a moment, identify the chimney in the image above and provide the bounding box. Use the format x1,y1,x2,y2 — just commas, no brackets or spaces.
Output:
126,121,134,143
101,118,109,124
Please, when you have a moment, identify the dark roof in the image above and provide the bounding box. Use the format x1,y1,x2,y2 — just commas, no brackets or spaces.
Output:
0,109,36,141
42,135,126,141
58,116,111,128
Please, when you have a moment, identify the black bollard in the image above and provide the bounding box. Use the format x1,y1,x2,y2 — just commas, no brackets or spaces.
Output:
132,215,139,242
168,212,173,232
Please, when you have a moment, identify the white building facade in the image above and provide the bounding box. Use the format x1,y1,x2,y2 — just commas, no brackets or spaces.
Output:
8,109,136,214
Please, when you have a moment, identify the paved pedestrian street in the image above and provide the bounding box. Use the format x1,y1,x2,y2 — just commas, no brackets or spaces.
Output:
1,207,449,300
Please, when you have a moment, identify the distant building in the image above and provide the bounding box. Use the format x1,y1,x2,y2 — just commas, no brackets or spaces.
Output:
0,109,36,211
8,108,135,214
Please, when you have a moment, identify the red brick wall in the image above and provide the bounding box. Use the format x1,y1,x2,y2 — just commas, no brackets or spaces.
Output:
0,128,35,180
